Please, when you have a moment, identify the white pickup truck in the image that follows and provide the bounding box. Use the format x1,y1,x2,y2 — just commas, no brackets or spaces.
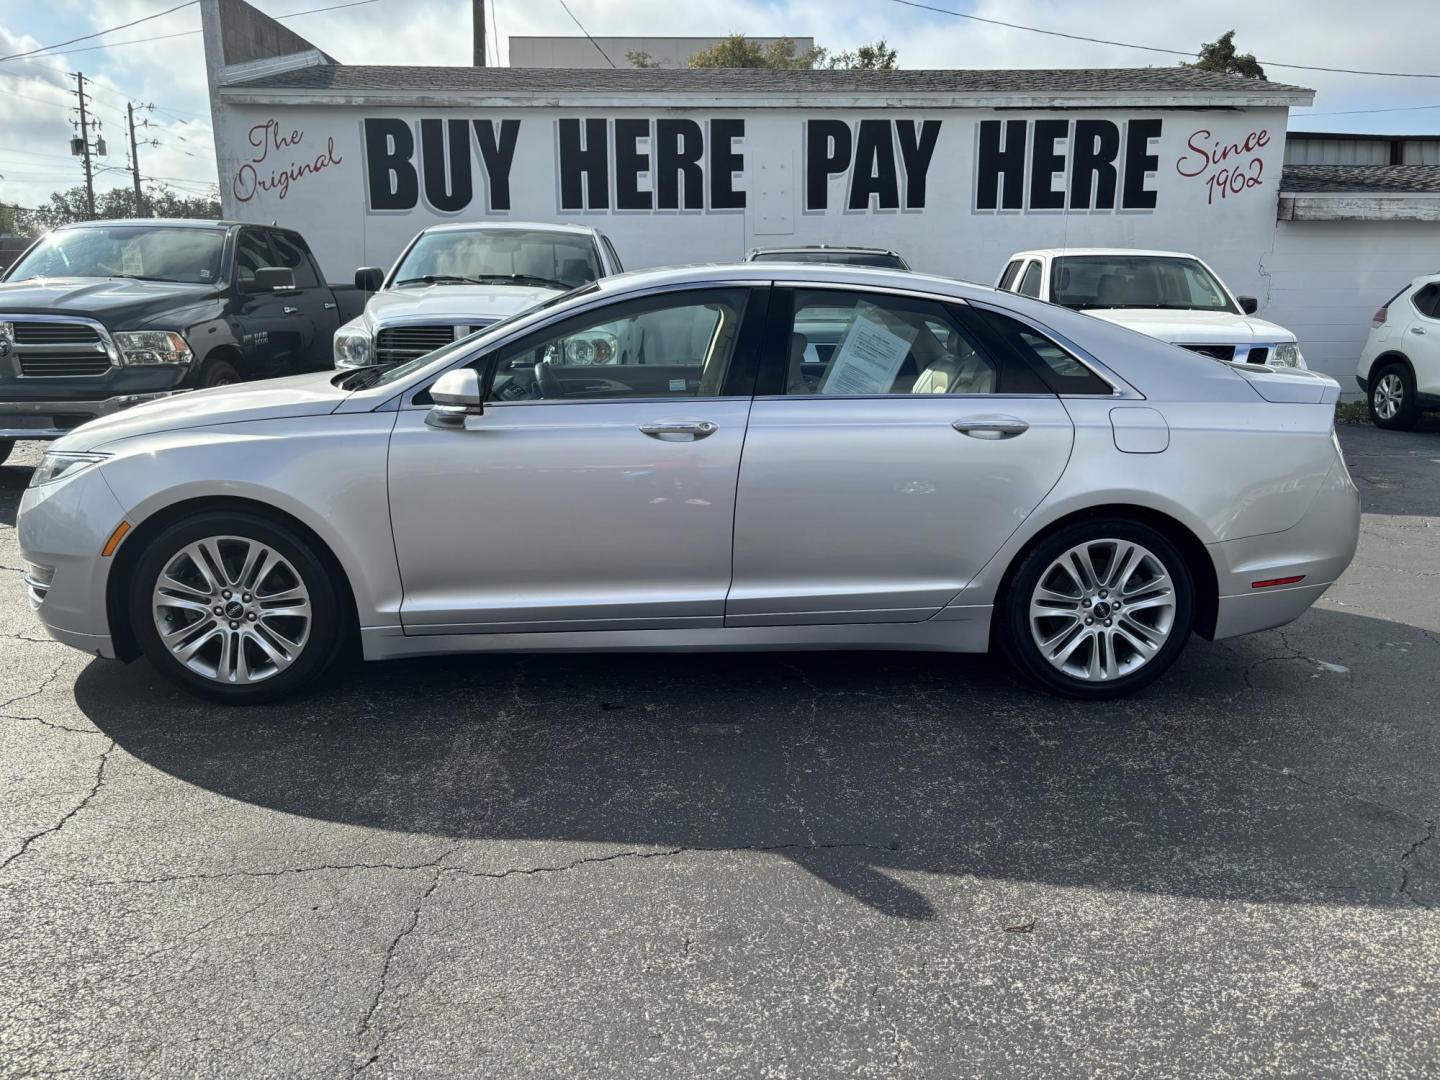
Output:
995,248,1305,368
333,221,624,369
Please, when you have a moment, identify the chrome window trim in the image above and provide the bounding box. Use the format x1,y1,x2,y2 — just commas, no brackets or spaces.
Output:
395,279,763,409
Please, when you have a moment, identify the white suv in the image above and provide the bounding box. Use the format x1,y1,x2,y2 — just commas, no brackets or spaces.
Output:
1357,275,1440,430
996,248,1305,369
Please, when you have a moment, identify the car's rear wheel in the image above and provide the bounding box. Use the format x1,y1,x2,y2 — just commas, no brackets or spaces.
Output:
1000,519,1195,699
128,511,347,703
1368,362,1420,430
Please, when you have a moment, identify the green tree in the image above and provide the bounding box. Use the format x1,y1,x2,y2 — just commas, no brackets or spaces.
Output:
688,34,824,69
11,182,221,237
822,39,898,70
1184,30,1266,80
626,49,659,68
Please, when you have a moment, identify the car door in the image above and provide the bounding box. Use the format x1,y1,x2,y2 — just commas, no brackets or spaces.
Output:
386,285,768,634
1406,283,1440,394
267,229,338,370
231,228,303,376
726,285,1077,626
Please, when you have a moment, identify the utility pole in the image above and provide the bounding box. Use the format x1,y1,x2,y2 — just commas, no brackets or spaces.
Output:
473,0,487,67
73,72,96,218
127,103,144,216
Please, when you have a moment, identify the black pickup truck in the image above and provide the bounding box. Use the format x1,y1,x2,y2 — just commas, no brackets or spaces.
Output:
0,218,366,464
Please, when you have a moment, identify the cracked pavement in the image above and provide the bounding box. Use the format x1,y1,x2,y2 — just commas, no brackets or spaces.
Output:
1,424,1438,1078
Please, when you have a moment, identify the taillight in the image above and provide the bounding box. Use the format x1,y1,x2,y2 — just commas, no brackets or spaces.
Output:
1371,306,1388,328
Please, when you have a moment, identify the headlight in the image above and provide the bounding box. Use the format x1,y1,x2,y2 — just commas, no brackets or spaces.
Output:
114,330,192,366
28,451,109,488
1273,343,1305,368
559,331,618,366
334,326,372,369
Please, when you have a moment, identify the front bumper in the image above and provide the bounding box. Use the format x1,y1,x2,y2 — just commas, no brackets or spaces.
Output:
17,465,126,659
0,391,186,440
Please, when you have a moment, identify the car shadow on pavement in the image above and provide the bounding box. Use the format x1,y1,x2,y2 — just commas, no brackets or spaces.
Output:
73,606,1438,921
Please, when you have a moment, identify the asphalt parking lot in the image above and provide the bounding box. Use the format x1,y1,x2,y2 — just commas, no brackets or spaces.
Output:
1,422,1437,1079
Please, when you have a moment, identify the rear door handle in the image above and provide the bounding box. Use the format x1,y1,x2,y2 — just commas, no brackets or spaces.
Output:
639,420,718,440
283,306,301,315
323,302,338,311
1411,326,1427,335
952,416,1029,439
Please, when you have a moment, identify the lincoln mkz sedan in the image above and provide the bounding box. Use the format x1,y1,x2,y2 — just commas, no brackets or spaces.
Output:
17,265,1359,702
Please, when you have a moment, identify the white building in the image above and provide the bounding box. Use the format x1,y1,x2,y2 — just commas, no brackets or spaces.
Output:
201,0,1440,383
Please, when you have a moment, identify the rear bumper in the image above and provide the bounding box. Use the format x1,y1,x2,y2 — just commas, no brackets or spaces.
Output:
0,392,185,440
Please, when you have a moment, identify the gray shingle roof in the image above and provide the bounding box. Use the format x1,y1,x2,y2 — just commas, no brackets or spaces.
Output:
1281,164,1440,194
227,64,1311,98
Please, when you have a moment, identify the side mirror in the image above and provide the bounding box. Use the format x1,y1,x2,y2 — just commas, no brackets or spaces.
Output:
254,266,295,291
355,266,384,292
426,368,483,429
1237,296,1259,315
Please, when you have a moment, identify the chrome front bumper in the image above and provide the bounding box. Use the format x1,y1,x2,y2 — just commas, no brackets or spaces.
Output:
0,392,185,440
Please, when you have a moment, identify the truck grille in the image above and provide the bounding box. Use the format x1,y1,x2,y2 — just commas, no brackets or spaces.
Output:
375,323,492,365
9,320,113,377
1179,344,1235,362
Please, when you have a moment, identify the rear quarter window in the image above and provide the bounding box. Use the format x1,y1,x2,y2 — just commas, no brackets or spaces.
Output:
971,308,1113,396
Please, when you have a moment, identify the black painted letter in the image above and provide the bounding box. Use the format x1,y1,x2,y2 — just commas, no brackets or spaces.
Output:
472,119,520,211
976,119,1027,211
614,118,652,211
364,118,417,211
709,119,745,210
420,118,473,213
849,119,899,210
655,119,704,210
1122,119,1162,210
806,119,851,211
1027,119,1068,210
896,120,941,209
1068,120,1119,210
558,118,609,211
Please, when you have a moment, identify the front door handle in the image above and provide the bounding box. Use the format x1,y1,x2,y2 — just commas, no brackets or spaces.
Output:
323,302,338,311
952,416,1029,439
639,420,718,440
283,306,301,315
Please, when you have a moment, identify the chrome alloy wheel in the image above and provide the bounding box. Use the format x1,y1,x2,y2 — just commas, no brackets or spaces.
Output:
1374,373,1404,420
151,536,312,684
1028,538,1177,683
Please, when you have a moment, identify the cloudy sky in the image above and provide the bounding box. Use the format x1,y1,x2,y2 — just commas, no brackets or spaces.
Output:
2,0,1437,211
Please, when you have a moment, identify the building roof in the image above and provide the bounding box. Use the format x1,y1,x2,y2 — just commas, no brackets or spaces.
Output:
221,64,1313,107
1280,164,1440,194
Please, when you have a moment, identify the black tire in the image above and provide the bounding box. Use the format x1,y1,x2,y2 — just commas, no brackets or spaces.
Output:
998,518,1195,700
128,510,348,704
0,438,13,467
195,356,242,389
1367,361,1420,431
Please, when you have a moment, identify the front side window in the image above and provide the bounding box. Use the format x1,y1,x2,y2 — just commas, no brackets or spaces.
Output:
1017,261,1043,298
392,228,602,291
485,288,751,403
235,230,275,288
4,226,226,285
1050,255,1237,313
267,231,319,288
783,290,1035,397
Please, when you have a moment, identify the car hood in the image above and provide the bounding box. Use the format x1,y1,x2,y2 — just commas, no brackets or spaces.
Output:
53,370,348,453
0,276,216,318
363,283,559,325
1083,308,1296,344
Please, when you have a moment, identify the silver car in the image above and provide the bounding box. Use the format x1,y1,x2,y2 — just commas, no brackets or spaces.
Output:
17,264,1359,703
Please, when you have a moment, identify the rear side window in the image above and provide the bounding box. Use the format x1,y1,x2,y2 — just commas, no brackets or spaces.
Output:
997,259,1023,291
1412,284,1440,319
1017,260,1043,298
971,308,1113,396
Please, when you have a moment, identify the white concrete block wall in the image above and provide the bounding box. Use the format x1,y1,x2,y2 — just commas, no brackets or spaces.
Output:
1260,220,1440,386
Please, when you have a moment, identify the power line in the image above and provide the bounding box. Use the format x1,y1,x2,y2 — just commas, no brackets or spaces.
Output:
555,0,614,68
491,0,502,65
0,1,199,64
1297,102,1440,118
885,0,1440,80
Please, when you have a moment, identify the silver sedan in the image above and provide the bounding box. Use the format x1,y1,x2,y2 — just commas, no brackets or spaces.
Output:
17,264,1359,702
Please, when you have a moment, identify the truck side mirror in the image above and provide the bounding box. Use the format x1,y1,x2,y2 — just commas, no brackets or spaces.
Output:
254,266,295,291
355,266,384,292
1237,296,1259,315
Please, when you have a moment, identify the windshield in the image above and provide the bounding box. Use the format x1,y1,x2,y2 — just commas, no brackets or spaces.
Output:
391,229,601,291
4,226,226,285
750,250,909,270
1050,255,1237,313
359,283,602,390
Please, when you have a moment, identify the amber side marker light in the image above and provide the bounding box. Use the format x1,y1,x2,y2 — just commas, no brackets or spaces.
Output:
101,521,131,557
1251,575,1305,589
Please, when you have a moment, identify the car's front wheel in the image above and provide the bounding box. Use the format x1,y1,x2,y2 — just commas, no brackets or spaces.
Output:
1368,362,1420,430
128,511,347,703
1000,519,1195,699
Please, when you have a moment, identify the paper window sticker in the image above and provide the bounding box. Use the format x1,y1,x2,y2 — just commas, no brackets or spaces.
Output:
820,300,919,396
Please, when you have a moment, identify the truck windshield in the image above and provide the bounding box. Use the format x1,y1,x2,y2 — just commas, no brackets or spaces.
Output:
1050,255,1237,313
4,226,226,285
391,229,601,291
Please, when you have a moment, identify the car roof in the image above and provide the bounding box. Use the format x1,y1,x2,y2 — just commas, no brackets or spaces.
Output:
749,244,903,256
420,220,600,237
58,218,235,230
1008,248,1203,260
